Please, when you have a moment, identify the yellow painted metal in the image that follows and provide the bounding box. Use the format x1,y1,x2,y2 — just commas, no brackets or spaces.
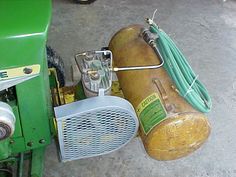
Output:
109,25,211,160
60,87,77,104
111,81,124,98
49,68,76,106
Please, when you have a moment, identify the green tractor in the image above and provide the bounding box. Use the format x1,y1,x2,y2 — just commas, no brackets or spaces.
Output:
0,1,138,176
0,1,57,176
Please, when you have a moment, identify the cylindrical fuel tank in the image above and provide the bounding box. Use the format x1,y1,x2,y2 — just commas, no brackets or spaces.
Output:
109,25,211,160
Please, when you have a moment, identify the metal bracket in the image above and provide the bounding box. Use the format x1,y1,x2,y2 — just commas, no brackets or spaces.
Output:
152,78,175,113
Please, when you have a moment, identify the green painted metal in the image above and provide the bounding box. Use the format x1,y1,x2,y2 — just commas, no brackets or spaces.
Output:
10,102,23,139
0,140,10,160
8,101,26,154
76,81,87,100
30,147,46,177
16,57,52,151
17,153,24,177
0,0,52,176
0,0,52,153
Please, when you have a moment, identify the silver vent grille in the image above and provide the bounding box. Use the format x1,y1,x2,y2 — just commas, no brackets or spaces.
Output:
55,96,139,162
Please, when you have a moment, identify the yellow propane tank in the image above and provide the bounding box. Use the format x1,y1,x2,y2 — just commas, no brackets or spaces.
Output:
109,25,211,160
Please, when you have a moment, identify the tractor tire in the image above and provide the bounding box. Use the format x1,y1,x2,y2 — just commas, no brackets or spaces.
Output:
47,46,65,87
74,0,97,4
0,167,13,177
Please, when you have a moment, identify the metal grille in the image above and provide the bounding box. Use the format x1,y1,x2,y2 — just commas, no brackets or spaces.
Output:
55,96,138,162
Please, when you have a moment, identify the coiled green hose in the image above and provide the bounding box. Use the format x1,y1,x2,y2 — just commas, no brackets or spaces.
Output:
148,21,212,113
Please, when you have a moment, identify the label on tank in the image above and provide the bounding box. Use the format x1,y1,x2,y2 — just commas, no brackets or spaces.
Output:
136,93,167,134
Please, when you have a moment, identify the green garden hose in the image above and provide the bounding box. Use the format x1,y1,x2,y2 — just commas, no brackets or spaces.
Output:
147,19,212,113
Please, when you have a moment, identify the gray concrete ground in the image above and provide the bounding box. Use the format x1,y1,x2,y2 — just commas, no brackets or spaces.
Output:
45,0,236,176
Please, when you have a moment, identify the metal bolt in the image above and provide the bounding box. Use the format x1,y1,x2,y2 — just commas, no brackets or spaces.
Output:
90,73,100,80
39,139,45,144
27,142,33,147
23,67,33,74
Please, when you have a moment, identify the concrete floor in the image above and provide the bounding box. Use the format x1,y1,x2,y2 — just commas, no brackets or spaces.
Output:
45,0,236,176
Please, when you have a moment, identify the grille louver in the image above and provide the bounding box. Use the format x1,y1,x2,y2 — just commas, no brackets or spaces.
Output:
55,96,139,162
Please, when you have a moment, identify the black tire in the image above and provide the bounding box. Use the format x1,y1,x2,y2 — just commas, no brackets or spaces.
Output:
74,0,97,4
46,46,65,87
0,168,13,177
